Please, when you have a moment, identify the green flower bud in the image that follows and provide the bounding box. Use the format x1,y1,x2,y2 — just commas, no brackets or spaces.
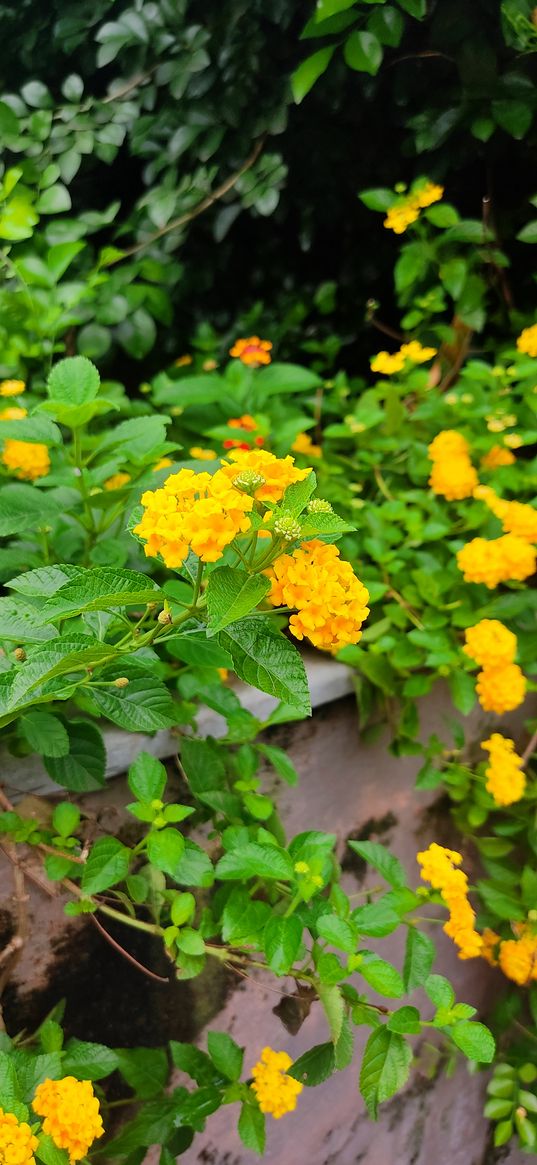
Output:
233,470,266,494
274,510,301,541
307,498,333,514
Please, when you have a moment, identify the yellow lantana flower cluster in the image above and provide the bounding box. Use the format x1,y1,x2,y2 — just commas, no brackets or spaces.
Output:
250,1047,303,1118
188,447,217,461
370,339,437,376
481,734,526,806
463,618,517,670
104,471,131,490
417,843,482,959
427,429,478,500
0,406,27,421
267,539,370,653
220,448,310,504
0,1108,38,1165
383,181,444,234
462,619,526,713
456,534,536,588
476,663,527,714
33,1077,104,1163
292,431,322,459
481,444,515,469
1,439,50,481
482,924,537,986
516,323,537,357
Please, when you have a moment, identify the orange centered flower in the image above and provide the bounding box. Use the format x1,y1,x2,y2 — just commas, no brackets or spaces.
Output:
229,337,272,366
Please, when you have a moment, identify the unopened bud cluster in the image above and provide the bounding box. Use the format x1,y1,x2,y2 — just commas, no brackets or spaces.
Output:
307,498,332,514
233,470,266,495
273,510,301,541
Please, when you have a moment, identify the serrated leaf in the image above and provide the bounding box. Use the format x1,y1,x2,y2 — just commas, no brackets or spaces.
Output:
386,1006,421,1035
62,1039,119,1080
0,415,62,445
147,828,185,879
449,1021,495,1063
238,1103,265,1155
44,720,105,792
6,564,83,597
0,596,58,643
317,914,357,954
257,743,299,786
318,983,345,1044
88,661,176,732
206,567,270,635
359,1027,412,1118
0,484,60,537
288,1042,335,1086
347,841,406,888
403,929,435,991
47,356,100,404
215,842,294,882
207,1032,243,1082
81,837,131,894
128,752,167,802
42,567,161,621
217,620,311,715
20,711,69,758
263,914,303,975
359,955,404,998
115,1047,169,1098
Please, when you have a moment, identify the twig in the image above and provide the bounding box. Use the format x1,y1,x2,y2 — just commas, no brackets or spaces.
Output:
522,728,537,766
0,842,56,898
89,915,170,984
113,137,266,262
102,68,157,104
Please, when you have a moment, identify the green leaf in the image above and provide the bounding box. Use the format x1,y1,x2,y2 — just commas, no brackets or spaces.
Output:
347,841,406,888
206,568,271,635
62,1039,119,1080
352,901,400,937
450,1021,495,1063
215,842,294,882
173,839,214,888
36,1134,70,1165
176,928,205,956
403,929,435,991
217,621,311,715
170,1043,223,1087
359,188,395,212
128,752,167,802
255,363,322,395
359,1027,413,1118
44,720,105,792
36,184,71,214
397,0,426,14
344,30,383,75
477,882,525,921
0,596,58,643
88,661,175,733
81,837,130,894
319,983,345,1043
447,670,475,715
288,1042,335,1086
315,0,356,17
358,954,404,997
281,471,316,516
180,738,226,795
96,416,171,463
52,802,80,837
317,914,357,954
291,47,336,104
47,356,99,406
368,6,404,47
492,98,533,139
20,711,69,758
257,743,298,786
0,415,62,445
517,221,537,244
6,564,83,598
0,484,60,537
147,828,185,879
263,915,303,975
115,1048,169,1098
386,1006,421,1035
424,974,455,1009
0,1050,20,1113
42,567,161,621
207,1032,243,1082
238,1103,265,1155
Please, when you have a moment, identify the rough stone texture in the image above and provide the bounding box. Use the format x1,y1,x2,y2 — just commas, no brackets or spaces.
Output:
1,686,533,1163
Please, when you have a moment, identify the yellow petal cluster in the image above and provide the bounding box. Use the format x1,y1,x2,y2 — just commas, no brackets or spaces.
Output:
250,1047,303,1118
220,447,310,504
481,734,526,806
427,429,477,500
0,379,25,397
475,663,526,714
383,182,443,233
498,933,537,985
0,1108,38,1165
456,534,536,587
371,339,437,375
104,472,131,490
267,539,370,653
0,407,27,421
134,467,254,567
417,843,482,959
291,431,322,458
33,1077,104,1163
463,619,517,669
153,457,174,471
229,336,272,365
399,340,437,362
481,445,515,469
516,323,537,357
2,439,50,481
188,447,217,461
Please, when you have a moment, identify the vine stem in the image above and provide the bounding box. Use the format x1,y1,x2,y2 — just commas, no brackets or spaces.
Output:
522,728,537,766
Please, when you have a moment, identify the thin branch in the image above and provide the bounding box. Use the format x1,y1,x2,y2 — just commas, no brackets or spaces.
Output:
522,728,537,766
89,914,170,983
102,68,157,105
113,136,266,262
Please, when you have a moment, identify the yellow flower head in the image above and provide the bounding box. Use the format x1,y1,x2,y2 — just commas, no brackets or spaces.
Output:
498,936,537,985
133,466,253,568
383,202,420,234
220,448,310,504
250,1048,303,1119
227,415,258,432
229,336,272,366
104,472,131,491
413,181,444,209
267,539,370,653
370,350,405,375
2,439,50,481
0,379,25,397
153,457,174,471
174,354,193,367
481,734,526,806
188,447,217,461
456,534,536,587
428,430,470,461
516,324,537,358
481,445,515,469
476,664,527,714
494,500,537,543
0,1108,38,1165
291,431,321,459
399,340,437,363
463,619,517,669
417,843,482,960
481,928,501,966
0,407,27,421
504,433,522,449
429,456,478,500
33,1077,104,1164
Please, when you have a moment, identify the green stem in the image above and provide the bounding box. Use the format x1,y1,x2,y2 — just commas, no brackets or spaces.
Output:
283,892,302,919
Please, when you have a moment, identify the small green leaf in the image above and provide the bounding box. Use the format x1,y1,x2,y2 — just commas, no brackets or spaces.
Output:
238,1103,265,1155
81,837,130,894
44,721,105,792
403,929,435,991
62,1038,119,1080
128,752,167,802
291,47,335,104
263,915,303,975
359,954,404,998
207,1032,243,1082
359,1027,413,1119
288,1042,335,1086
347,841,406,888
344,30,383,75
450,1021,495,1063
20,711,69,758
215,843,294,882
147,828,185,879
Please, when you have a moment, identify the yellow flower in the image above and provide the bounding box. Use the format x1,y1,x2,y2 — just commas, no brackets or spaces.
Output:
0,1107,38,1165
133,467,253,568
267,539,370,653
104,472,131,490
476,664,526,714
33,1077,104,1164
229,336,272,366
428,430,470,461
516,324,537,357
220,448,310,504
494,500,537,543
413,181,444,208
153,457,174,471
0,407,27,420
0,379,25,397
429,456,478,500
250,1048,303,1118
504,433,522,449
2,439,50,481
399,340,437,363
174,354,193,367
291,432,322,459
456,534,536,587
383,202,420,234
463,619,517,669
481,444,515,469
189,447,217,461
370,350,405,375
202,358,218,371
481,734,526,806
498,936,537,985
417,843,482,960
481,928,501,966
